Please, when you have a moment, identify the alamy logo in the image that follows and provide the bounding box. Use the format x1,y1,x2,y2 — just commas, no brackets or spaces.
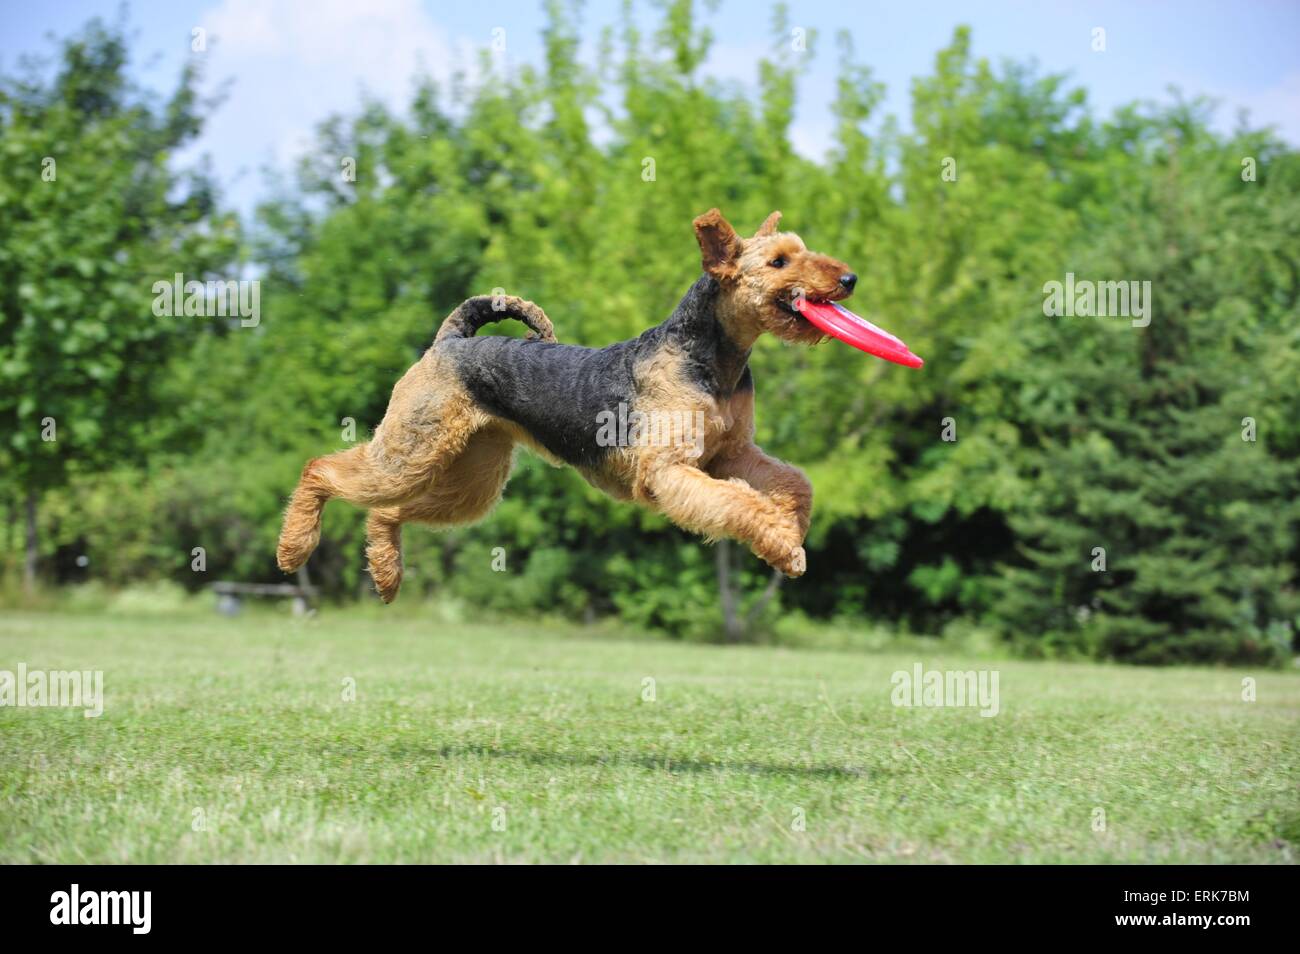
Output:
891,663,1000,717
152,273,260,327
0,664,103,718
1042,272,1151,328
50,884,151,934
595,402,706,458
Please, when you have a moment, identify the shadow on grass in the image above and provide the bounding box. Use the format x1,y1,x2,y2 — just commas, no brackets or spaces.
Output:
396,741,870,780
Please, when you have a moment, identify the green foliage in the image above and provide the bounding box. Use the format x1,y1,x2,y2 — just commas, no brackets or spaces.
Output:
2,7,1297,662
994,109,1300,664
0,21,239,491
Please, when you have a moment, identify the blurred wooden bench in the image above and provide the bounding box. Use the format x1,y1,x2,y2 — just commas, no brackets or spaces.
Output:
211,577,316,616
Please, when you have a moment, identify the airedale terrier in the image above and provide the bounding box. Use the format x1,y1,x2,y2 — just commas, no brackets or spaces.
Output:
277,209,861,603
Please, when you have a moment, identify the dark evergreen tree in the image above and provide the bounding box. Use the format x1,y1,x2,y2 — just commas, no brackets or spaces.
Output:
997,108,1300,663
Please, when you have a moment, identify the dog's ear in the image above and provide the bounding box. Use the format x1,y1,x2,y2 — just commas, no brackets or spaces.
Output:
693,209,743,279
755,210,782,237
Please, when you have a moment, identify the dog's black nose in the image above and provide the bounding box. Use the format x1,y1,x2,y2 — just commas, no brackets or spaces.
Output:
839,273,857,291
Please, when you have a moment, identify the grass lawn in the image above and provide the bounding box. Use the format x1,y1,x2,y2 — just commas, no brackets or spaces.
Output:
1,608,1297,864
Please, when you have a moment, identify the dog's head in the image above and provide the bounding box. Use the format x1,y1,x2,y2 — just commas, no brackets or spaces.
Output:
693,208,856,346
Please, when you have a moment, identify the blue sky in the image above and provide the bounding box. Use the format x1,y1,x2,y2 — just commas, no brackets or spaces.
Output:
4,0,1298,216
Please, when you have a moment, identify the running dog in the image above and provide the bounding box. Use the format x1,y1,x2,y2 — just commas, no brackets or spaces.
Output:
277,209,859,602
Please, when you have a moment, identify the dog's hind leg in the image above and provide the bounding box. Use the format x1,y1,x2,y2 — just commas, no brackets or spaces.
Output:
277,453,342,573
365,507,404,603
399,425,517,528
277,444,390,573
277,370,484,574
355,424,516,603
277,433,471,574
360,426,516,603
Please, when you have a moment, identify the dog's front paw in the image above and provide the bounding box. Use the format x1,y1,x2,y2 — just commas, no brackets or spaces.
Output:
756,533,806,578
276,525,319,574
775,545,806,578
752,513,807,578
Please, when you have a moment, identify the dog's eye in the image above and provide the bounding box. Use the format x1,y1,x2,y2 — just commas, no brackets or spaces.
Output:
768,256,786,269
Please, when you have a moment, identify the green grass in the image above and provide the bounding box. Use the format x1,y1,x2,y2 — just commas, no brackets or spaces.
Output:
1,609,1297,863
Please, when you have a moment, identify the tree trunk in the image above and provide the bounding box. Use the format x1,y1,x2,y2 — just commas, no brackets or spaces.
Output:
716,540,743,643
745,567,785,629
23,489,38,595
717,539,786,643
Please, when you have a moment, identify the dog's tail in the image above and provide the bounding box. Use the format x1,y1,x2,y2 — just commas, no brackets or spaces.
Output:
434,295,557,344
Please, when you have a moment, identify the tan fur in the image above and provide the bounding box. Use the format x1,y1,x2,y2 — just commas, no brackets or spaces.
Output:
278,209,850,601
706,387,813,538
276,350,490,590
697,209,854,348
628,346,808,576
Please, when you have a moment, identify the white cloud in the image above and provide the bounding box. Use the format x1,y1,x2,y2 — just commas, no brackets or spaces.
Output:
185,0,458,210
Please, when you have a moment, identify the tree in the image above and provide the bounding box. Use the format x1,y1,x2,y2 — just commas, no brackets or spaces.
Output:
995,105,1300,663
0,20,236,590
17,9,1297,662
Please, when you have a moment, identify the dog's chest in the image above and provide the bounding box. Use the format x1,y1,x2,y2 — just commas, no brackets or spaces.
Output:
670,360,758,471
694,393,748,467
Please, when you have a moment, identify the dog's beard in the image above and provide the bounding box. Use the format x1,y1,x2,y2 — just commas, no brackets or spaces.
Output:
772,299,830,345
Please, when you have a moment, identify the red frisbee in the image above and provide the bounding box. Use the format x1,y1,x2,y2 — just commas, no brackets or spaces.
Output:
794,299,923,368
